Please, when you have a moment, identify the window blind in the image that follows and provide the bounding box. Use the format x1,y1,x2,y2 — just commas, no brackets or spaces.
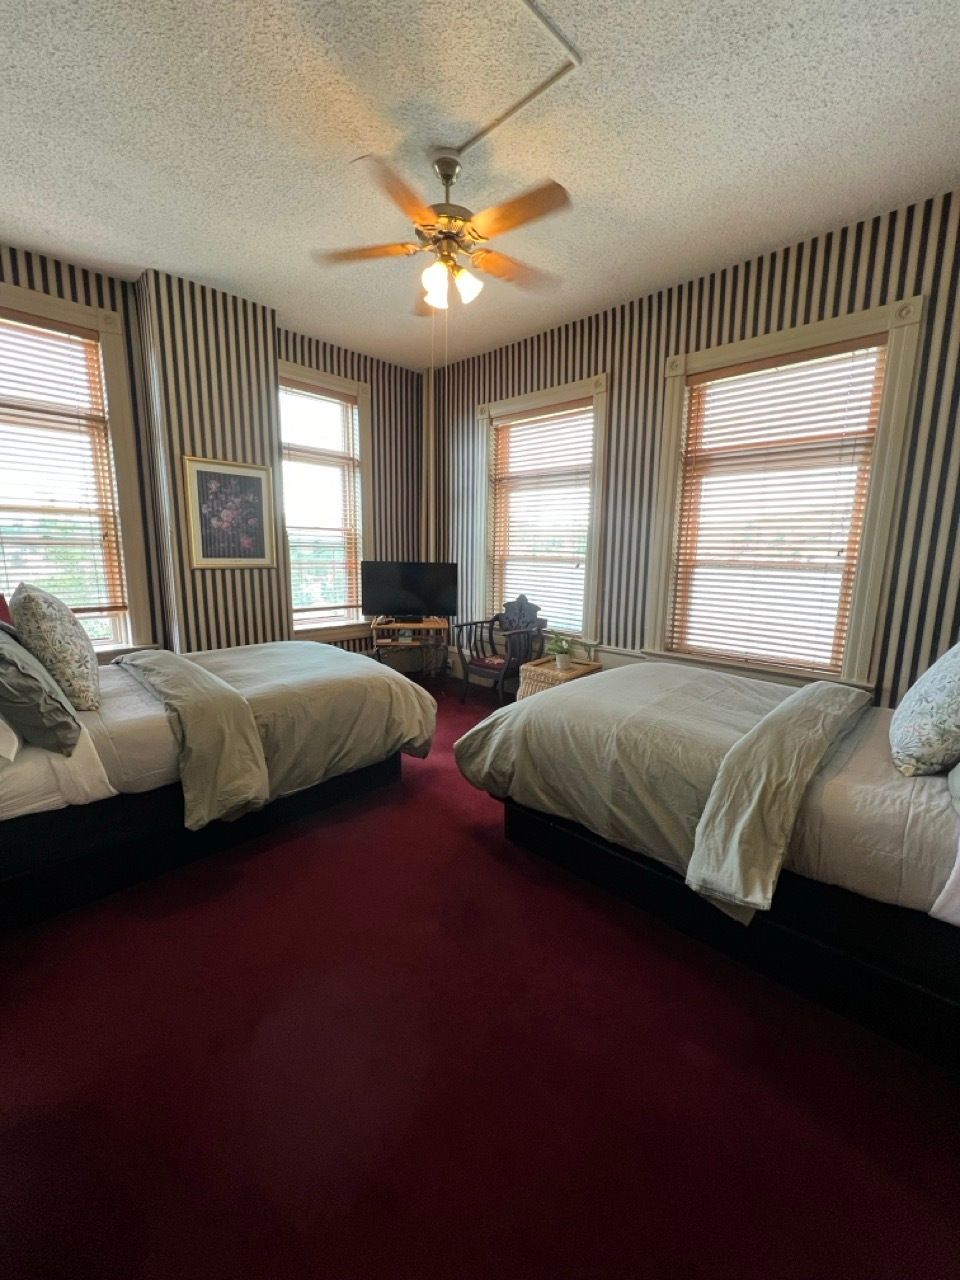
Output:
667,337,888,673
491,398,595,633
279,379,362,628
0,310,127,644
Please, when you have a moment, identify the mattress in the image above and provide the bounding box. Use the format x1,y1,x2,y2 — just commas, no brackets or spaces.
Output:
788,705,959,913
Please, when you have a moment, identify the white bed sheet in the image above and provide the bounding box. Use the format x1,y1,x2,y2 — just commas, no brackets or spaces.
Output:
77,664,179,793
0,667,176,820
0,726,116,821
788,706,959,914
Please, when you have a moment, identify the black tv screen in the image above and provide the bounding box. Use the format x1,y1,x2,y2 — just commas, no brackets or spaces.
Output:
361,561,458,619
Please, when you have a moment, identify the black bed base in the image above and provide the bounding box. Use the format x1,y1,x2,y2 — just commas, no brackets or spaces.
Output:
0,754,401,930
505,800,960,1072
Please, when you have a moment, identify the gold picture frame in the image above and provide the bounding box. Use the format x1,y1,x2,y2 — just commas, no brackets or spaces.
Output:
183,456,276,569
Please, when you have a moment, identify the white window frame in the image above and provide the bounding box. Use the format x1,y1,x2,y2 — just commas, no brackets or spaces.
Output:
0,280,152,649
479,374,608,643
645,296,925,685
277,360,373,641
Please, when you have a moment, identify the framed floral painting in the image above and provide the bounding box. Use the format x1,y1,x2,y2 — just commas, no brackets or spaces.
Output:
183,457,276,568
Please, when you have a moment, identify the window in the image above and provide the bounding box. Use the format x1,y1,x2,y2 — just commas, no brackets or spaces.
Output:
278,370,368,629
649,299,924,682
0,309,129,645
485,378,606,636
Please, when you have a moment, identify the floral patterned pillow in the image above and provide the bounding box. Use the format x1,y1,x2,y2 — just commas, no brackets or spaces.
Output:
889,640,960,775
10,583,101,711
949,761,960,814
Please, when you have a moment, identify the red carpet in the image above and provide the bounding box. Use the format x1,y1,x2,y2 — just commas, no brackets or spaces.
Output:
1,685,958,1280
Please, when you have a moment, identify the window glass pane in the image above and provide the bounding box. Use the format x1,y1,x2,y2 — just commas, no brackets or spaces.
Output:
502,560,585,632
279,386,353,454
0,514,117,608
491,398,595,634
0,320,103,414
669,342,886,673
288,530,352,615
279,377,363,628
282,459,345,529
0,313,128,648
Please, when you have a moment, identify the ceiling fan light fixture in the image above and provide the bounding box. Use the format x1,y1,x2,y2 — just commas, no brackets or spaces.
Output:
454,265,484,304
421,259,448,291
421,258,450,309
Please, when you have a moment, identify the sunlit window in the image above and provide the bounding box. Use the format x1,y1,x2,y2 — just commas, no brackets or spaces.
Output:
0,312,129,646
491,399,597,633
667,339,888,673
279,379,362,628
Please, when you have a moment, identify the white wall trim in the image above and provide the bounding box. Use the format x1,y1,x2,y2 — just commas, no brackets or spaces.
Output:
595,642,873,690
294,621,372,643
0,280,153,645
646,297,925,685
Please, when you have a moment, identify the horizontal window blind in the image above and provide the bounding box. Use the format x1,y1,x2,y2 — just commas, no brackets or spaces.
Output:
0,310,127,645
668,337,888,673
491,398,595,633
280,380,362,628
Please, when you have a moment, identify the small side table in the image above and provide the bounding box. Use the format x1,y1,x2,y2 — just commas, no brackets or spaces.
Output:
517,656,603,700
371,616,449,678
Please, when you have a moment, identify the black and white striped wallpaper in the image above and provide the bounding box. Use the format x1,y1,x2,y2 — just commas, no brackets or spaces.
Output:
435,191,960,707
0,243,164,643
277,328,422,562
0,245,423,654
136,270,291,652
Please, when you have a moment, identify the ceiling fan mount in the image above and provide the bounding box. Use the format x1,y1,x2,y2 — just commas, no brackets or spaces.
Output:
432,152,462,197
319,154,571,312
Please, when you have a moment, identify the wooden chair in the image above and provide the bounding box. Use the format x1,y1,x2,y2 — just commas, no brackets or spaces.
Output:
453,595,547,704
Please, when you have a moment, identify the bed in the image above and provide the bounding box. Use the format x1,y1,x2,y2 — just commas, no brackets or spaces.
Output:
454,661,960,1065
1,641,435,921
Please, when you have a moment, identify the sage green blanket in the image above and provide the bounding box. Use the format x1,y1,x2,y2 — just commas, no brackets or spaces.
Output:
685,679,871,915
117,649,268,830
116,641,436,830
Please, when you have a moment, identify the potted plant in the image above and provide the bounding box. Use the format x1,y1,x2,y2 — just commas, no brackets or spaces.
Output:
546,635,577,672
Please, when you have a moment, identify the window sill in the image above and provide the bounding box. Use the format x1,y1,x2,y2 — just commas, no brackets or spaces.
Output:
294,622,372,643
640,647,874,692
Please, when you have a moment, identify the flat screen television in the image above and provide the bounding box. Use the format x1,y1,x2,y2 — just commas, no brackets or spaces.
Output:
361,561,458,619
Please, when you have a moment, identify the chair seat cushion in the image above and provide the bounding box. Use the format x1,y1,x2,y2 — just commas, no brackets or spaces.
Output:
470,655,507,670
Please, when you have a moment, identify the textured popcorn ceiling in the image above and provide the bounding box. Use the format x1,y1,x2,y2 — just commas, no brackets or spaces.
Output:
2,1,959,367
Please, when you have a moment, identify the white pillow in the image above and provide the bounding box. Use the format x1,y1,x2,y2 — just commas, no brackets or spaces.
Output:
0,711,20,768
10,583,101,711
889,640,960,776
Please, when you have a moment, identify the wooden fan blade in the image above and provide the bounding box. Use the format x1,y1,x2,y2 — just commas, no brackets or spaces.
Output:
318,243,421,264
469,181,570,240
368,159,435,225
470,249,556,290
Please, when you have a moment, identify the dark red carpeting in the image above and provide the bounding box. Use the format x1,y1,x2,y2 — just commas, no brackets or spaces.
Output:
1,685,958,1280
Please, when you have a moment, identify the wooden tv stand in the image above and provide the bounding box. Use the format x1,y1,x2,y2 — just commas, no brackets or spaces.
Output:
370,616,449,677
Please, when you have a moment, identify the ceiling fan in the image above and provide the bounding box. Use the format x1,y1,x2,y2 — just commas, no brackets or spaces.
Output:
320,155,571,312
